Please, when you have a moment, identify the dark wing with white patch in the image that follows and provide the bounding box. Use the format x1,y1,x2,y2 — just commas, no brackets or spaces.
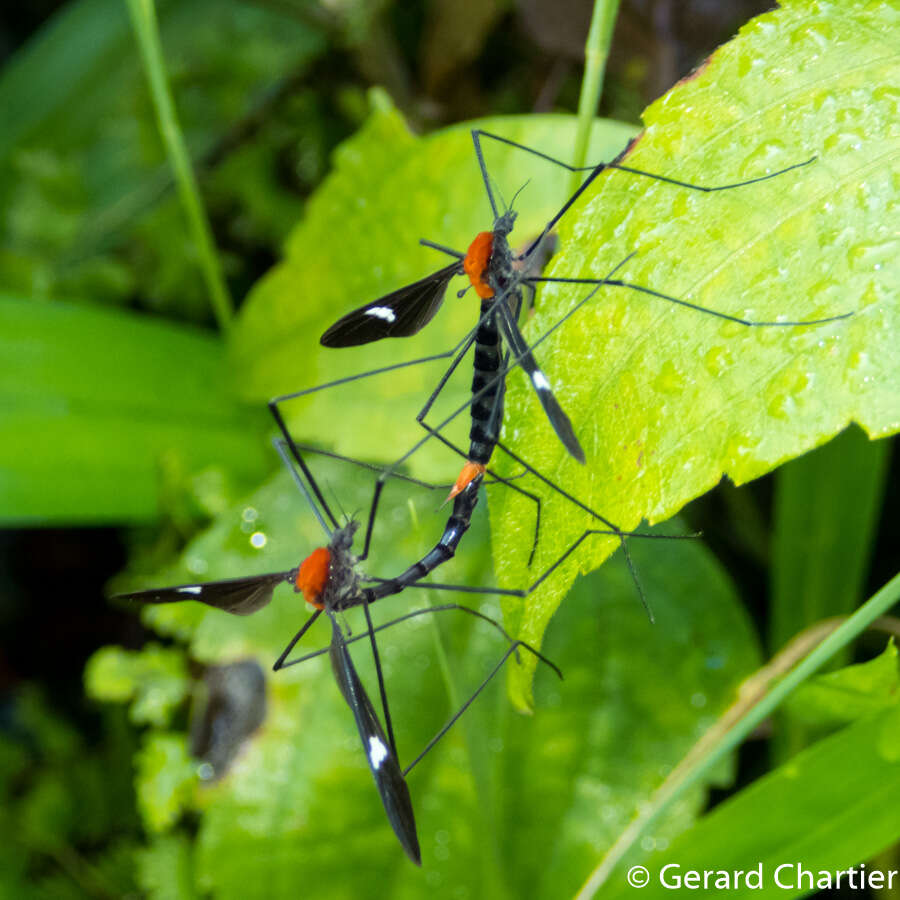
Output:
328,619,421,865
494,295,586,464
320,262,462,347
112,572,292,616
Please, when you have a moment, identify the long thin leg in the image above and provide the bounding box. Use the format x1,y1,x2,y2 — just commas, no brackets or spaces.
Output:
531,276,853,327
272,438,333,540
360,480,385,563
403,643,517,776
273,599,562,776
269,339,477,560
273,608,323,670
415,327,479,426
287,441,453,491
471,129,500,220
273,429,454,577
278,604,561,677
420,239,464,260
269,400,340,532
271,435,384,564
471,129,817,261
473,129,816,189
288,437,527,494
361,598,397,758
267,340,479,521
270,350,466,408
495,440,678,622
519,527,677,597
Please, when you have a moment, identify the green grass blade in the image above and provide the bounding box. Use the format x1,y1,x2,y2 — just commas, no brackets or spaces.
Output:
125,0,233,331
571,0,621,191
0,295,267,523
599,703,900,900
576,570,900,898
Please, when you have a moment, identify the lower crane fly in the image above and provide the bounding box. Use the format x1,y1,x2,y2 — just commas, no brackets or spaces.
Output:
112,431,565,865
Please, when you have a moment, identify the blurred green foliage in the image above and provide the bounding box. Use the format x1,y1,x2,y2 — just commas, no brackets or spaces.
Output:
0,0,327,315
0,0,897,896
0,689,141,897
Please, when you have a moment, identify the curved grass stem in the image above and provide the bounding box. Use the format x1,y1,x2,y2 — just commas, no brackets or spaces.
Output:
125,0,234,332
576,570,900,899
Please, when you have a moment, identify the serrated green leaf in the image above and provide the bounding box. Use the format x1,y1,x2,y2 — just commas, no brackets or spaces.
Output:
784,639,900,727
492,0,900,704
85,645,190,727
0,295,268,523
600,705,900,900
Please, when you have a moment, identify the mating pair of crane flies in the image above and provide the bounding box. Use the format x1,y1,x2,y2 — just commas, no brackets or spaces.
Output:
117,128,851,864
301,128,849,622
